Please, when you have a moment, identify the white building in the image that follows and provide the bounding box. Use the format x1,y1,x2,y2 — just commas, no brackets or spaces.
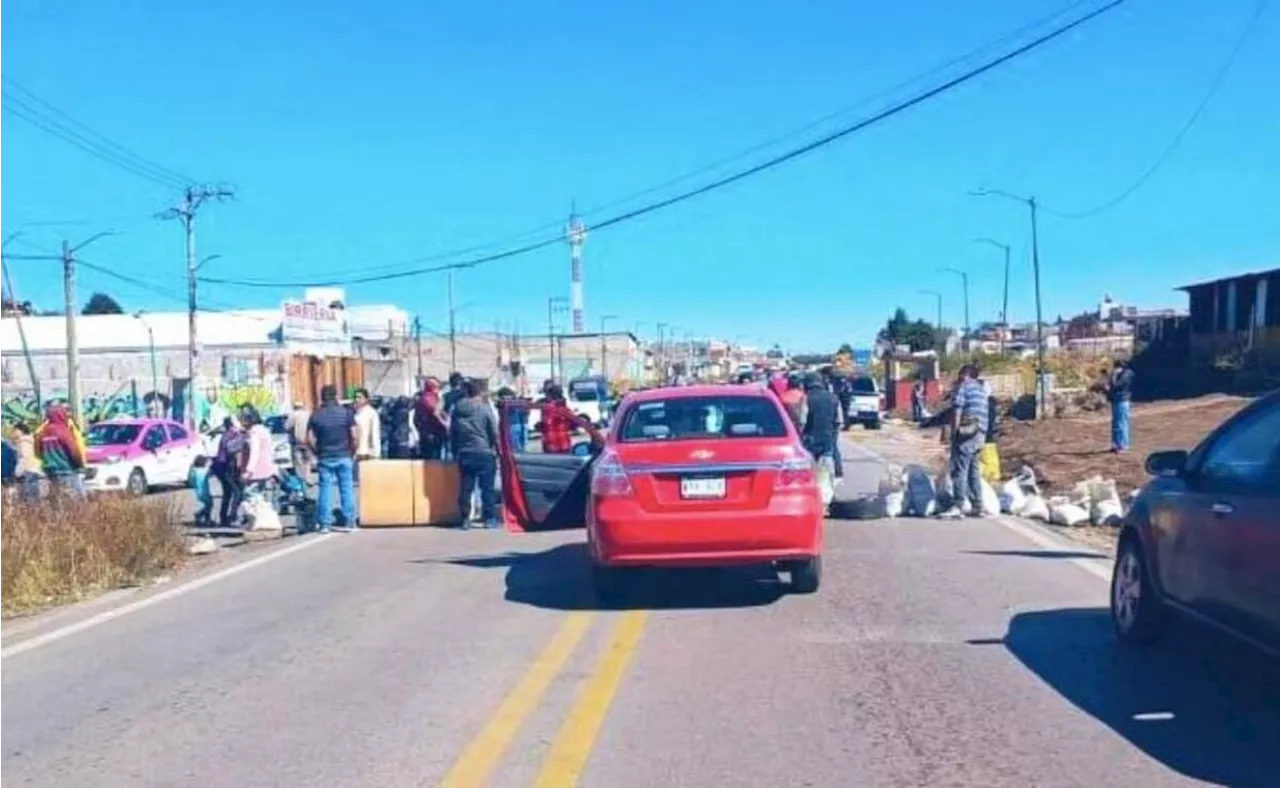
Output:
1,292,409,426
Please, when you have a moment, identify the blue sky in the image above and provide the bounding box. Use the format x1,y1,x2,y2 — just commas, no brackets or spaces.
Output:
3,0,1277,351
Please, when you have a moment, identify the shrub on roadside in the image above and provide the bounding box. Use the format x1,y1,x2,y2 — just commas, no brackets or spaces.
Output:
1,492,185,617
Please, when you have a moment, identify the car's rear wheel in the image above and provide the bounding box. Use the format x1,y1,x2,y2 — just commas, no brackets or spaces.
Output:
866,419,882,430
1111,536,1164,644
127,468,148,496
789,556,822,594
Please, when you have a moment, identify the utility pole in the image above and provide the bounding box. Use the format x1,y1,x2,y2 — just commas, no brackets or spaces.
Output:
447,269,458,373
656,322,668,382
942,267,970,339
600,315,617,377
567,209,588,334
1029,197,1047,418
5,233,113,424
547,296,568,384
413,315,423,387
975,237,1011,354
159,185,233,428
2,234,42,409
61,242,81,424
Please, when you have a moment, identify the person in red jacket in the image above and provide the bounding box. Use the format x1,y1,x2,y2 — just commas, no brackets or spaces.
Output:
34,404,87,496
534,384,596,454
414,377,450,460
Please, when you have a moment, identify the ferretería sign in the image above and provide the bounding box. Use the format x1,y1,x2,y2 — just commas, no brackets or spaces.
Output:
281,301,351,352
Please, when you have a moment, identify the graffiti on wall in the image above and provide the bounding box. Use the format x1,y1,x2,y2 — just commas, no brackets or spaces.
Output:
193,382,285,429
1,384,172,430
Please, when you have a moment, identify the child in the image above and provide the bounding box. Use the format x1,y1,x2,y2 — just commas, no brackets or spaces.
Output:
189,455,214,526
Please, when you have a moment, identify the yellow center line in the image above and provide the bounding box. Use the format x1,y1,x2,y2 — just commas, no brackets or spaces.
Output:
440,612,595,788
535,610,650,788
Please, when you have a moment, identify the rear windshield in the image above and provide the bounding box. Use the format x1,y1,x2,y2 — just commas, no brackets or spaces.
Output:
568,386,599,402
850,377,877,394
618,396,788,442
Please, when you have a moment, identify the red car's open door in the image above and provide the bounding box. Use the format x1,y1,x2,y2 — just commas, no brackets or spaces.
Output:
499,400,598,531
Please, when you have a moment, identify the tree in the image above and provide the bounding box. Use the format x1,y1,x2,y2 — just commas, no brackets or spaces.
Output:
878,308,943,353
82,292,124,315
836,343,854,356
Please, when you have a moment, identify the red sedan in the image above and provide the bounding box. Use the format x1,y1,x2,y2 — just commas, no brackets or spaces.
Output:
586,385,824,597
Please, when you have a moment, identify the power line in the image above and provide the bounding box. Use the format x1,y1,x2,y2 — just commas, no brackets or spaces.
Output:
250,0,1102,284
1044,0,1268,219
1,76,194,189
204,0,1130,290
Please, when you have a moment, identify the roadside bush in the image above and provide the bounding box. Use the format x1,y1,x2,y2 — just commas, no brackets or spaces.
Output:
1,492,185,617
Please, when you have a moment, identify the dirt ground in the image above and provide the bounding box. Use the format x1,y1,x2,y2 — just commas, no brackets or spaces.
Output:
998,395,1253,496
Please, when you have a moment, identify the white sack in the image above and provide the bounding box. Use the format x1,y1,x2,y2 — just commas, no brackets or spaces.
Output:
1049,501,1090,527
980,479,1001,517
999,478,1027,515
1022,495,1051,521
882,490,905,518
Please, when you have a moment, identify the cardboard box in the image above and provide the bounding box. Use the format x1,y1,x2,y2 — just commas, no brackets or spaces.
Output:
357,459,416,526
355,459,462,527
414,460,460,525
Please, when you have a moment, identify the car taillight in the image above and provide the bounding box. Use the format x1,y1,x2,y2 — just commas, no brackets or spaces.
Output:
775,456,815,490
591,451,634,497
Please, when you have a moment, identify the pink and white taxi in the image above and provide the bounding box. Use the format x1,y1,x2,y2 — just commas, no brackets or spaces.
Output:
84,418,202,495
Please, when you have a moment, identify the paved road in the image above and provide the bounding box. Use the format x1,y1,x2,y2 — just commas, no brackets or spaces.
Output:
4,436,1278,787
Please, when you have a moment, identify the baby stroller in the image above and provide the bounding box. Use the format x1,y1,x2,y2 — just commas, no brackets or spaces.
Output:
276,467,315,530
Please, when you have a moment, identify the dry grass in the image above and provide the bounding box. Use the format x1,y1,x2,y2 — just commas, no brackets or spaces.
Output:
2,492,186,617
1000,395,1252,495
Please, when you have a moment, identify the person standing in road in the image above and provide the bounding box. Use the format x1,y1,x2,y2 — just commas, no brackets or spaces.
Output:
414,377,449,461
802,374,839,455
240,407,277,499
802,373,840,505
535,384,591,455
939,364,988,519
11,422,44,500
34,404,88,498
285,401,313,480
308,384,359,532
780,373,807,432
353,388,381,465
212,416,247,526
443,372,467,415
449,378,501,529
1103,358,1135,453
911,379,926,423
496,386,527,453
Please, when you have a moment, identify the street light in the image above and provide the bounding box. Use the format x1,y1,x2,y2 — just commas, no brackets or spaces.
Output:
974,237,1011,353
194,253,222,271
134,311,159,415
968,187,1047,415
940,267,970,339
918,289,943,331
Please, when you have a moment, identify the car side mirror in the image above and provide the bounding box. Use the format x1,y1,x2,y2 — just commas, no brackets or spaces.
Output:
1145,449,1188,478
571,442,593,458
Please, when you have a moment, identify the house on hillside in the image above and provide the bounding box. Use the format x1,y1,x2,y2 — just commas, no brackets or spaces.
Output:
1179,268,1280,369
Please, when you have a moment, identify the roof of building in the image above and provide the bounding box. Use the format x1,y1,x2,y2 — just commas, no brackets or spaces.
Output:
1176,267,1280,291
1,310,279,354
1,304,408,355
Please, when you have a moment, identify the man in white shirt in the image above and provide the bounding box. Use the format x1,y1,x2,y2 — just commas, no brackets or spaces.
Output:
353,388,381,462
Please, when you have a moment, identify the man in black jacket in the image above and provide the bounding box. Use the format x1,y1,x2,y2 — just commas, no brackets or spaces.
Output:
449,378,501,529
802,374,839,462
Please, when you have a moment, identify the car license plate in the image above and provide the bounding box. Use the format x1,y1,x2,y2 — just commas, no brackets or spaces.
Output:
681,476,726,499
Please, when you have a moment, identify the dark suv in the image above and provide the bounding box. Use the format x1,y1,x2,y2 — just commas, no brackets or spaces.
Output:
1111,389,1280,655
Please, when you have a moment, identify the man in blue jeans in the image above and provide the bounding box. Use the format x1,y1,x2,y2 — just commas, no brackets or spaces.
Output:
1104,359,1135,453
449,378,501,529
307,384,359,532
